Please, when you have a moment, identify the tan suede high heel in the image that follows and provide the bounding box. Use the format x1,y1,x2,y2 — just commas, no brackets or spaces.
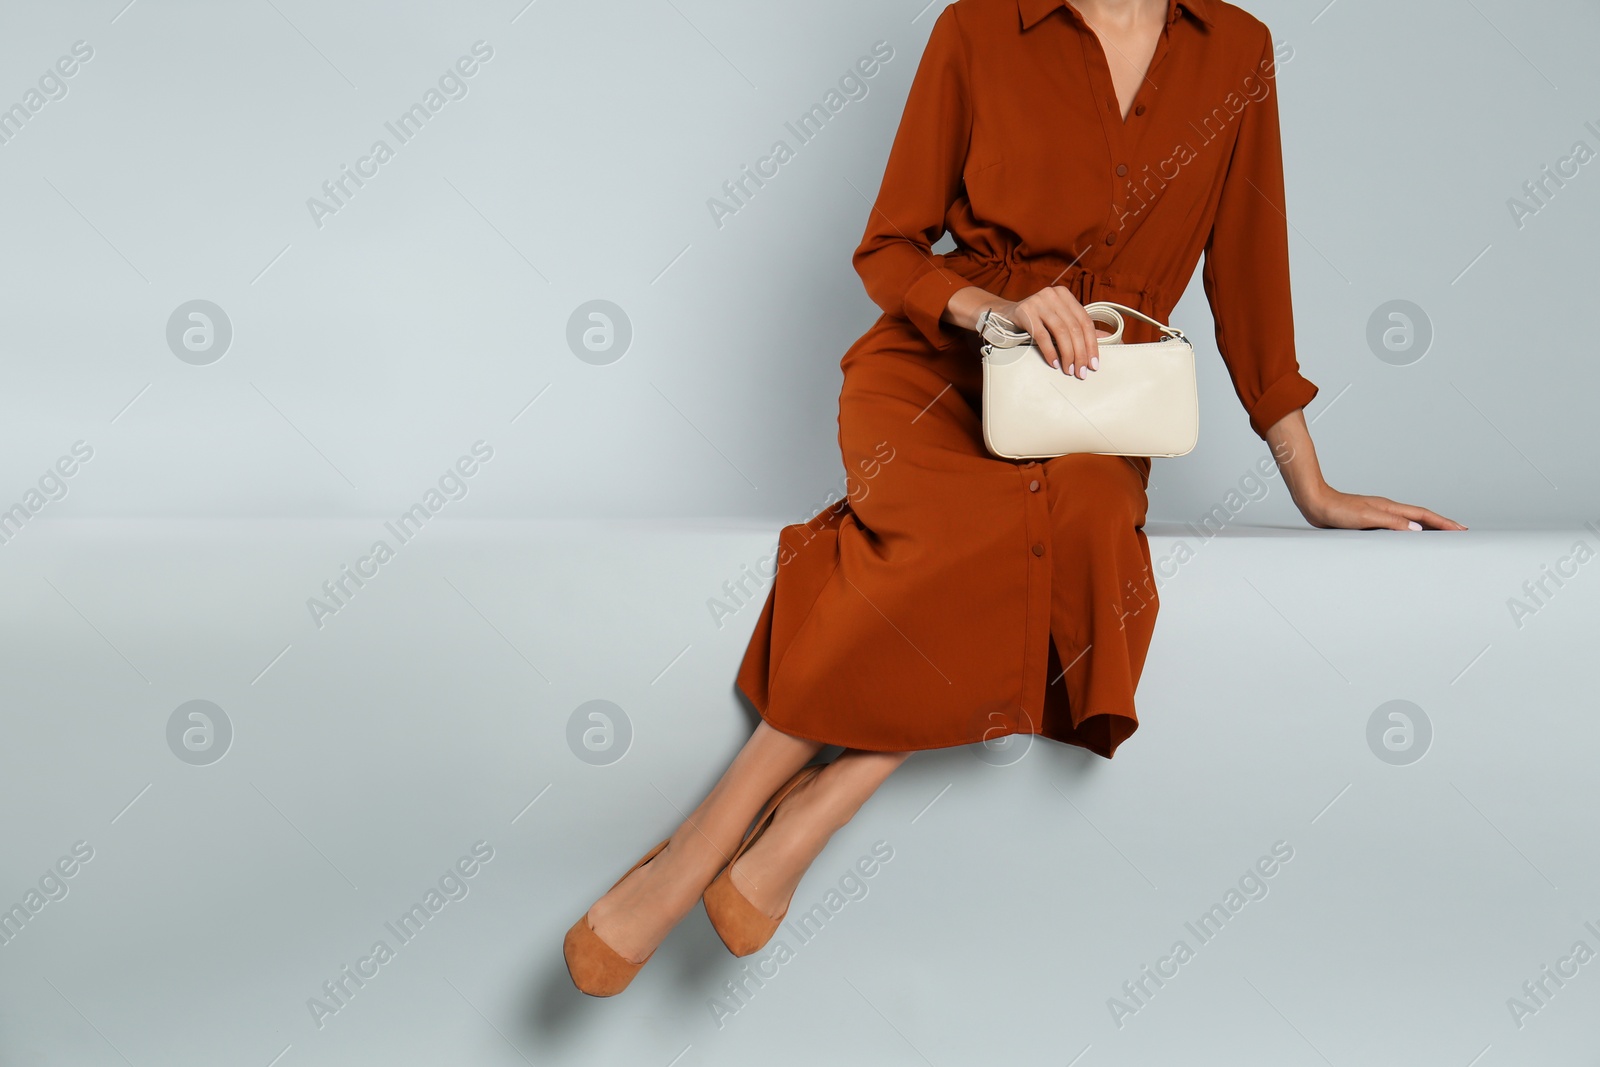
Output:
562,838,669,997
702,763,825,957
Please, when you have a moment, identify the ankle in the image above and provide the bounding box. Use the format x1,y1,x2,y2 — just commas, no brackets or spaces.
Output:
656,831,731,891
776,786,854,839
755,807,838,869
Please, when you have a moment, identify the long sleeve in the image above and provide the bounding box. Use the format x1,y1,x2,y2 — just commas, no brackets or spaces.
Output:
852,5,974,352
1200,25,1319,440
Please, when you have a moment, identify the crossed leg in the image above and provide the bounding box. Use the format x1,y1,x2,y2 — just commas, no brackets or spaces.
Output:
584,721,911,964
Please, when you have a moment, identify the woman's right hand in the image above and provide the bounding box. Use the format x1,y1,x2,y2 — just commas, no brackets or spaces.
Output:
990,287,1105,378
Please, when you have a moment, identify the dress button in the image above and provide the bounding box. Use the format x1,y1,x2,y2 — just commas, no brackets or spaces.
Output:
1135,104,1147,116
1031,543,1045,557
1105,232,1117,245
1029,479,1041,492
1116,163,1128,176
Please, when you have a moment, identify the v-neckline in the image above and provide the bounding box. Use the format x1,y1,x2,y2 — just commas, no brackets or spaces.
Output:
1078,11,1168,126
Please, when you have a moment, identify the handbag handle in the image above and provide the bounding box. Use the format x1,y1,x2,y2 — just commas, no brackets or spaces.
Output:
979,300,1186,349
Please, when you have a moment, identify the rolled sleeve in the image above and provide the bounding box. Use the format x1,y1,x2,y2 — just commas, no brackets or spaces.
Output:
851,5,974,352
1200,24,1319,440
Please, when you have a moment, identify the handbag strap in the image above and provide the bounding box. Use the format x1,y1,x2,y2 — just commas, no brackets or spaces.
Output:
979,300,1186,348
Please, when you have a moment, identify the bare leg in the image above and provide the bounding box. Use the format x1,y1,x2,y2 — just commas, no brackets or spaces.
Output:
727,747,911,921
583,721,824,964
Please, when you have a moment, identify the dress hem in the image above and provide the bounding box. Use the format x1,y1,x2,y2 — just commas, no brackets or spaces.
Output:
738,674,1139,761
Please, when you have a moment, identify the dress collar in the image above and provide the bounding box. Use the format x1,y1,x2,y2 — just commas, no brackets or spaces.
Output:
1017,0,1213,31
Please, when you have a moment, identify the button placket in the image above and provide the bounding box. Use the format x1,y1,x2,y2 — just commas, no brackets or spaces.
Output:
1017,458,1053,727
1074,6,1176,265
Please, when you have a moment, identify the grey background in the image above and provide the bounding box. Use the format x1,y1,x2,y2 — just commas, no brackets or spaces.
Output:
1,0,1596,525
3,0,1598,1065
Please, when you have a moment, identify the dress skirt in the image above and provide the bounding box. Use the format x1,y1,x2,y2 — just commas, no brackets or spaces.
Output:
735,259,1163,761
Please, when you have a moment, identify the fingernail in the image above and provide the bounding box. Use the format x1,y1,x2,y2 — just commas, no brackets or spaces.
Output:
1407,521,1422,531
1090,356,1100,370
1051,358,1060,368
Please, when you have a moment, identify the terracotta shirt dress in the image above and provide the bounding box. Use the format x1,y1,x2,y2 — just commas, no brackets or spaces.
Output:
735,0,1319,760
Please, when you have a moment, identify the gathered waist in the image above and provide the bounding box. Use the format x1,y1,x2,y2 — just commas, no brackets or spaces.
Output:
942,245,1174,322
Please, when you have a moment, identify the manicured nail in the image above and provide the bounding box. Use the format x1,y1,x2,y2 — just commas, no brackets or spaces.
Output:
1051,358,1060,368
1407,520,1422,530
1090,356,1100,370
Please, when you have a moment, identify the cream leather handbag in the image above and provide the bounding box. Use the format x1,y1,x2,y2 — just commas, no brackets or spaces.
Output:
978,300,1199,459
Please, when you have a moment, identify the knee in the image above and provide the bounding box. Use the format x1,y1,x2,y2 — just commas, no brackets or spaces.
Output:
1047,455,1144,538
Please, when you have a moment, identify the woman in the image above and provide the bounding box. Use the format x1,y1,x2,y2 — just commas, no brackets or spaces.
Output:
564,0,1465,996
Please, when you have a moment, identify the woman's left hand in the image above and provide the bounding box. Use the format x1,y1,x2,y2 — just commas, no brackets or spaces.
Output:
1297,487,1467,531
